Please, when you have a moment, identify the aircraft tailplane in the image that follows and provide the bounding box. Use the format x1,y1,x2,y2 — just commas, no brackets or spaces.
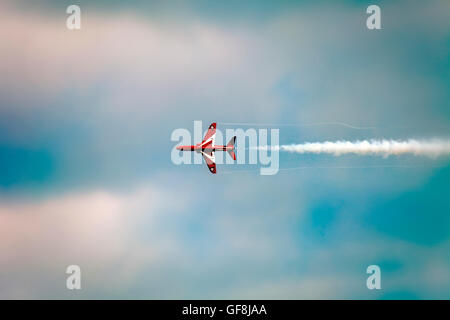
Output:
227,136,237,160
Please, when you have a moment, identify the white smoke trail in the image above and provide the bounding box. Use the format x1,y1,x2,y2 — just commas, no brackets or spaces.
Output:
264,139,450,158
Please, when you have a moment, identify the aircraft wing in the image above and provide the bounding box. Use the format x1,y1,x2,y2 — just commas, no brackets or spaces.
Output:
201,150,216,174
201,123,216,148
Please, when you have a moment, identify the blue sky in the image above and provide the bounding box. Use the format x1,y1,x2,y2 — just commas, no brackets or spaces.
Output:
0,0,449,299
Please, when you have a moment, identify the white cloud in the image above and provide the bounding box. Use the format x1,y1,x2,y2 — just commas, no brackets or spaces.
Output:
0,184,190,298
0,5,282,119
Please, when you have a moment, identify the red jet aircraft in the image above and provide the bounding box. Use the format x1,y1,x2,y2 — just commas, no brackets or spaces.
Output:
176,123,236,174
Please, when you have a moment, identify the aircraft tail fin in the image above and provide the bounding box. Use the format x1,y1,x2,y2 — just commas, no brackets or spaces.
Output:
227,136,236,160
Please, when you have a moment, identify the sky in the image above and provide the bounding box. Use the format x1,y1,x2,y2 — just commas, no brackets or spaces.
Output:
0,0,449,299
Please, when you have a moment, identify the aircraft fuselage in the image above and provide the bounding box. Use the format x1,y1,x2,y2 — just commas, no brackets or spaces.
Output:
176,145,233,152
